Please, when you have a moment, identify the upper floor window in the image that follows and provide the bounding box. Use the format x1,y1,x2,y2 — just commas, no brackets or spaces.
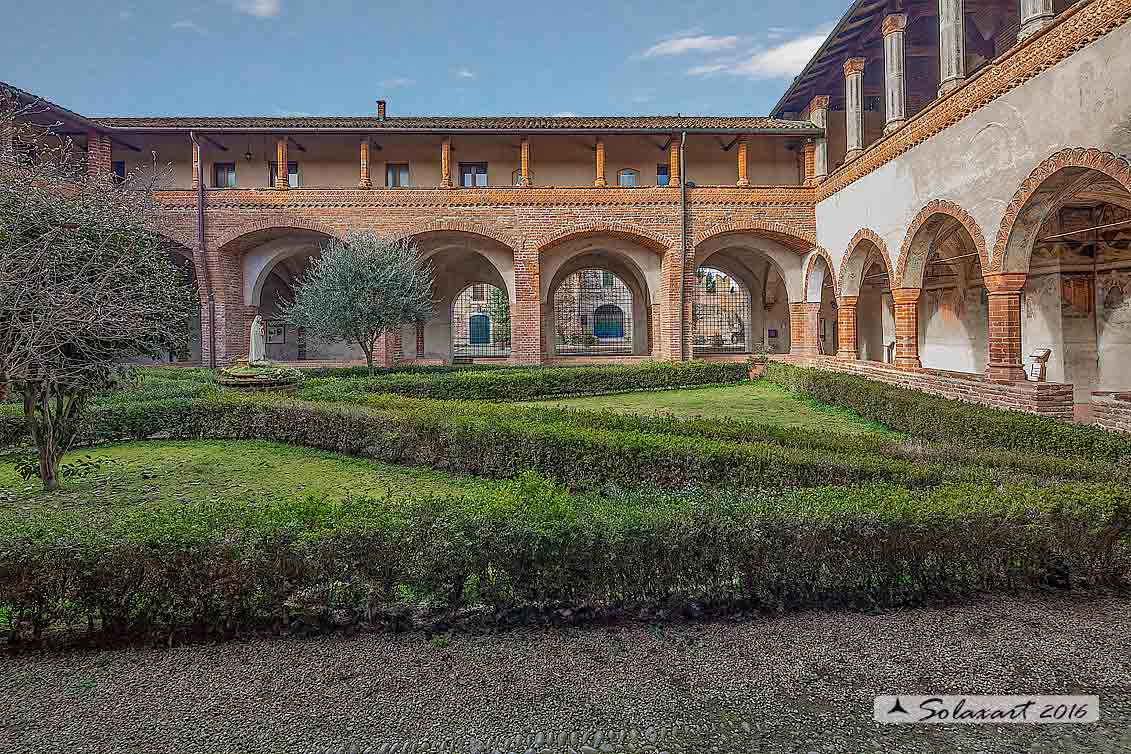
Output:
268,161,300,188
656,164,669,187
213,162,236,189
111,161,127,184
460,162,489,188
617,168,639,187
386,163,410,188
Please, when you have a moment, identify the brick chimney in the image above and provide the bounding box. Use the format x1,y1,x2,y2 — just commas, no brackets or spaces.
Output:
377,100,387,120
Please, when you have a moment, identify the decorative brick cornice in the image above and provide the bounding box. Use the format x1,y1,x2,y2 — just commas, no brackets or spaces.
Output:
803,246,839,301
691,218,818,253
213,216,344,253
895,199,989,288
991,146,1131,272
838,227,892,295
843,57,866,77
816,0,1131,202
534,222,676,255
882,13,907,35
890,287,922,304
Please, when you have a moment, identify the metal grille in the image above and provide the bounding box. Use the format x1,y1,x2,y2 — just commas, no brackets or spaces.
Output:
451,283,511,358
692,267,751,354
553,269,635,355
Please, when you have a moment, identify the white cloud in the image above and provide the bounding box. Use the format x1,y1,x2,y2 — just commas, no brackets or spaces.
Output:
172,20,204,32
455,69,475,79
553,111,577,117
642,34,739,58
235,0,281,18
381,78,413,88
686,63,727,76
687,24,834,80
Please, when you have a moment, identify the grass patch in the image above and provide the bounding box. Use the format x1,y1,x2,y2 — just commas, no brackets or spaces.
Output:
521,382,892,435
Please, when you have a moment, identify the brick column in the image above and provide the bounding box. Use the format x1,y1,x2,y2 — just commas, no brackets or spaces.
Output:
86,131,112,177
191,139,201,191
594,138,606,187
440,137,453,188
891,287,922,369
519,137,531,187
736,136,749,187
789,302,821,357
1019,0,1055,40
415,321,425,357
275,138,288,191
985,273,1028,382
358,138,371,190
843,58,866,162
802,141,816,186
938,0,967,96
374,330,402,367
668,138,680,186
836,296,859,359
510,247,543,365
808,96,829,182
883,13,908,135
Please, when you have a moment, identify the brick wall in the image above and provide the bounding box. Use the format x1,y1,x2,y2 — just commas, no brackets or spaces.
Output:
1092,394,1131,434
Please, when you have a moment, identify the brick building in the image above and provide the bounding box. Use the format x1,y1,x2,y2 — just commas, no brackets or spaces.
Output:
5,0,1131,428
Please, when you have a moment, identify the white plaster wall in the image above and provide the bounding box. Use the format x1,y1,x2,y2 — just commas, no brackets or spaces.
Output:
918,285,989,373
815,22,1131,276
857,284,891,361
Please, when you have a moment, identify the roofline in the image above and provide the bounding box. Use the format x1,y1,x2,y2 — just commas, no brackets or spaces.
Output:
1,81,109,135
92,125,823,136
770,0,870,117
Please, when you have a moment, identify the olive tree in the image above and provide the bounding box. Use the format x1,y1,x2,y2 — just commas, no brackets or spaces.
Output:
0,91,196,490
282,232,434,374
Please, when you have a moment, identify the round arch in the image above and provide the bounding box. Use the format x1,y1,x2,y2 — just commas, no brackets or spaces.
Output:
394,219,521,255
212,217,343,255
691,219,818,254
838,228,893,297
992,148,1131,274
535,222,674,256
895,200,989,289
803,247,839,303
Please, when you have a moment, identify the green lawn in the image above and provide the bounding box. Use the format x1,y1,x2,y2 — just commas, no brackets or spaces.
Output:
521,381,892,435
0,439,499,515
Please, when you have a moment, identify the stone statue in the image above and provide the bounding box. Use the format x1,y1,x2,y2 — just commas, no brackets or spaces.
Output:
249,314,267,364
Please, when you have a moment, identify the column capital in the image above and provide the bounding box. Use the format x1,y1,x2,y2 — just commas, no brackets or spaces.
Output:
891,287,921,304
882,13,907,35
807,95,830,114
837,295,859,308
843,57,866,77
984,272,1028,295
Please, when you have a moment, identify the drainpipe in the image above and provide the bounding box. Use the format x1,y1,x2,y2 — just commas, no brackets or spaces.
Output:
679,131,688,361
189,131,217,368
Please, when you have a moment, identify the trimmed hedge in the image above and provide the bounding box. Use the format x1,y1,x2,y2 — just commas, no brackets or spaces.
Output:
298,360,752,402
765,362,1131,463
3,478,1128,642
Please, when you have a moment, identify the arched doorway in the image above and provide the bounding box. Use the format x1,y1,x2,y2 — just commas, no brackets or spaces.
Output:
839,231,895,362
692,267,752,355
451,282,511,359
552,269,636,355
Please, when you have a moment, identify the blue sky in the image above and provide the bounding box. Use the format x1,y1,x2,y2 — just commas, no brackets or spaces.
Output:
3,0,844,117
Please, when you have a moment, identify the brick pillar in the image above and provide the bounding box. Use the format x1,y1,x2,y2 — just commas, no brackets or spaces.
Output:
511,247,543,365
415,321,425,357
594,138,606,187
802,141,816,186
440,137,453,188
789,302,821,357
891,287,922,369
275,138,288,191
843,58,866,161
735,136,749,187
668,138,680,186
191,139,201,191
519,137,531,187
86,131,112,177
358,139,371,190
883,13,908,135
938,0,967,96
836,296,859,359
374,330,402,367
1019,0,1055,40
808,95,829,183
985,273,1028,382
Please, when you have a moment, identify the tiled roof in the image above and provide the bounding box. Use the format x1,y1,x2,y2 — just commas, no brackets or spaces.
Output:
91,115,820,133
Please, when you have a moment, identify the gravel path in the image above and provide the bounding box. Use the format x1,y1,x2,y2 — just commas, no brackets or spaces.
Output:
2,595,1129,754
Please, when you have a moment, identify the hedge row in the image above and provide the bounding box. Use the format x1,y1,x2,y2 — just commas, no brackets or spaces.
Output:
298,360,752,402
765,362,1131,463
4,478,1128,642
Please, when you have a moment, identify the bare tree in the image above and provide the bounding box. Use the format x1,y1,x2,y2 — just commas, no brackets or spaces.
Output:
282,232,434,374
0,89,196,490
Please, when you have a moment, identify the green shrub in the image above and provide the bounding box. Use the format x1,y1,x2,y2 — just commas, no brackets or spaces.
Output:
765,363,1131,463
2,479,1127,642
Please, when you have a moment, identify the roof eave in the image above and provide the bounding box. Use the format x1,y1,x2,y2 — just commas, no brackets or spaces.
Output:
93,125,823,136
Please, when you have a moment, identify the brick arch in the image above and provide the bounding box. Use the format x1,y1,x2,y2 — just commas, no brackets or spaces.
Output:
692,219,818,254
895,199,988,289
533,222,675,255
393,219,520,252
838,228,892,297
213,216,343,254
149,225,198,254
803,246,839,303
992,147,1131,274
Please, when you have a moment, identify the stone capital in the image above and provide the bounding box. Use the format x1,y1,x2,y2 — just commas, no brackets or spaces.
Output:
891,287,921,305
843,57,866,77
882,13,907,36
807,95,831,114
984,272,1028,295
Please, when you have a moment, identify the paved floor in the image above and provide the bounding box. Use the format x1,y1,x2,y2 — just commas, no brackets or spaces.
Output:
1,595,1129,754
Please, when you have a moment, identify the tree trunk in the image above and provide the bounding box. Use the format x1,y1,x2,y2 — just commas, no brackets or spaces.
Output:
360,337,375,376
37,430,59,491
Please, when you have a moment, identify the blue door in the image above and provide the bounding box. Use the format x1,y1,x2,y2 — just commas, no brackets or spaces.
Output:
593,305,625,339
469,314,491,345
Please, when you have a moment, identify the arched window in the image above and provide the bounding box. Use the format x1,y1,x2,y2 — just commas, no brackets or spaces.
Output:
452,283,510,358
553,268,635,355
692,266,751,354
617,168,639,187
